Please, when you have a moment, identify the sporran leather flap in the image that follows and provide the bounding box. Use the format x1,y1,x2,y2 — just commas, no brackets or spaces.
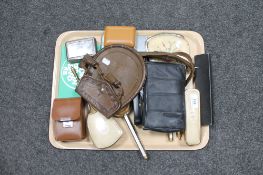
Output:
76,45,146,118
76,75,121,118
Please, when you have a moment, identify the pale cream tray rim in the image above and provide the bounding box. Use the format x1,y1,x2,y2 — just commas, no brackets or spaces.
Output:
49,30,209,150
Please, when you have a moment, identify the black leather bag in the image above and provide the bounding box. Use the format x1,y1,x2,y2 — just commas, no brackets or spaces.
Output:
142,62,187,132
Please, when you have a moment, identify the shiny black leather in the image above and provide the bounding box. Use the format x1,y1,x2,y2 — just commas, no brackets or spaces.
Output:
143,62,186,132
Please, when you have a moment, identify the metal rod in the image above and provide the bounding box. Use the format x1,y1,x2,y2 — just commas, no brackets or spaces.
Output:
124,114,148,160
168,133,174,142
176,131,183,140
70,66,80,83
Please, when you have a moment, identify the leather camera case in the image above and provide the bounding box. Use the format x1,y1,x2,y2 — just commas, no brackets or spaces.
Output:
143,62,186,132
133,52,195,127
52,98,86,141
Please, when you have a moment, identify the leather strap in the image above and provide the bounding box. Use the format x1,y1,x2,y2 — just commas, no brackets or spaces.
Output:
80,54,122,88
140,52,195,85
80,54,124,99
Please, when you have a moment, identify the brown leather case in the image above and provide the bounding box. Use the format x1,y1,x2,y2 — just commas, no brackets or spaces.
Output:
104,26,136,47
76,45,146,118
52,98,86,141
76,76,122,118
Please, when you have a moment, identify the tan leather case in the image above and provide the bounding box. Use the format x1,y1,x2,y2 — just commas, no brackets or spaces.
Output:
104,26,136,47
52,98,86,141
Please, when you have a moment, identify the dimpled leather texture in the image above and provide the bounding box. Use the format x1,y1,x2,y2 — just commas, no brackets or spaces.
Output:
143,62,186,132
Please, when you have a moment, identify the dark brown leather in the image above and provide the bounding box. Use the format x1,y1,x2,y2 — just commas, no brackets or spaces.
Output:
52,98,86,141
76,45,146,118
103,26,136,117
140,52,195,85
76,76,122,118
